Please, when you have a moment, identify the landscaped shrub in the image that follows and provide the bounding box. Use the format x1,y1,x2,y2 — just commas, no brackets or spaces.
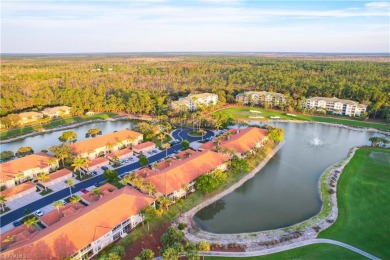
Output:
177,223,186,230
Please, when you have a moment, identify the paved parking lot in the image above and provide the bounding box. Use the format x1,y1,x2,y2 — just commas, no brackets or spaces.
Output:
143,149,161,158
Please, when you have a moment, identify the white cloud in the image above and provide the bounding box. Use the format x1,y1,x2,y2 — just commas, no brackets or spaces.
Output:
365,2,390,9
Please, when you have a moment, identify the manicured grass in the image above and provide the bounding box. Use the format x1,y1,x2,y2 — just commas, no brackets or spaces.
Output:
215,107,390,131
43,117,83,128
205,243,365,260
0,126,36,139
318,147,390,259
81,112,118,120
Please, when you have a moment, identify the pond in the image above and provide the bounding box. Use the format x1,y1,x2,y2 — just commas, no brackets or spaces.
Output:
193,122,382,234
1,120,135,154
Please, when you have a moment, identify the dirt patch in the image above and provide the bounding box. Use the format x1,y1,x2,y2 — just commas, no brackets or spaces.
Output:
123,222,171,259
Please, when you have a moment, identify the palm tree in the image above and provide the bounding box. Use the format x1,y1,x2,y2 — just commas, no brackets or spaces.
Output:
53,201,63,216
162,143,170,157
24,216,38,229
214,121,222,131
49,144,71,167
2,235,15,244
37,172,51,190
158,133,165,147
121,173,137,186
72,156,89,178
152,162,159,171
65,179,75,197
0,194,7,212
90,187,103,198
48,158,58,171
70,195,81,204
185,151,192,158
143,182,157,197
165,159,172,167
157,196,172,211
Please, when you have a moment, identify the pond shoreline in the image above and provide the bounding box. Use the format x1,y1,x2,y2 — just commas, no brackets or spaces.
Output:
177,144,359,252
0,115,139,144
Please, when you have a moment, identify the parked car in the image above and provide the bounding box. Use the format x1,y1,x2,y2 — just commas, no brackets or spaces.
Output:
95,182,102,187
92,171,98,176
80,188,89,194
13,220,22,227
59,199,67,205
34,210,44,217
101,166,109,171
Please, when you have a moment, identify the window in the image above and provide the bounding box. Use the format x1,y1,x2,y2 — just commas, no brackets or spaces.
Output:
113,232,121,241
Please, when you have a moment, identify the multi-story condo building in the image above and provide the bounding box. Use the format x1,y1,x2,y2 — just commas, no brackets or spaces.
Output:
200,127,268,157
0,153,58,189
71,129,143,160
303,97,367,117
236,91,286,106
131,149,229,199
0,187,155,259
171,93,218,111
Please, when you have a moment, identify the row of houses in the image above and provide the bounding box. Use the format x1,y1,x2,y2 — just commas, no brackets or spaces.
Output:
303,97,367,117
0,129,148,201
0,127,268,259
15,106,72,125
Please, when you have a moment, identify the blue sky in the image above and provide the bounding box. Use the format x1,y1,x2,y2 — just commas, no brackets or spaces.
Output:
1,1,389,53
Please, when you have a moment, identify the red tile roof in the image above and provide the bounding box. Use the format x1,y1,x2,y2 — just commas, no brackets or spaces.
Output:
200,127,268,154
71,130,142,154
0,226,37,251
1,187,155,260
0,182,36,198
142,150,229,195
43,169,72,183
0,153,56,181
87,157,109,168
132,141,155,151
40,203,84,227
106,148,133,159
81,183,117,204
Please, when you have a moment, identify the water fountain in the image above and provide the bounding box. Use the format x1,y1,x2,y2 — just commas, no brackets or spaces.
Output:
310,136,323,147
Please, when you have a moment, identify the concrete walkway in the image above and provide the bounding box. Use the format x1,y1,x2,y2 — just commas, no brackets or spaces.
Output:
154,239,379,260
196,239,380,260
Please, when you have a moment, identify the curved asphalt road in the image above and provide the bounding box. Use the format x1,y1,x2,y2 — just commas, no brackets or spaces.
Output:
0,128,214,227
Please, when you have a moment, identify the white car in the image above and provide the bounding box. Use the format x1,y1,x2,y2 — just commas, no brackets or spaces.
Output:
34,210,44,217
59,199,67,205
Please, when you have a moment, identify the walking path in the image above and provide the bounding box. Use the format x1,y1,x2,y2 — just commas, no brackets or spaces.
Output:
197,239,379,259
154,239,379,260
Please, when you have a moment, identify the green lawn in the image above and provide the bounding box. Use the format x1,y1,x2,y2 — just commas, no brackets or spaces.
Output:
206,147,389,260
318,147,390,259
206,244,365,260
0,113,118,139
215,107,390,131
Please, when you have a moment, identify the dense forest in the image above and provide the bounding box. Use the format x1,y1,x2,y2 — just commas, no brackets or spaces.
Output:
1,55,389,118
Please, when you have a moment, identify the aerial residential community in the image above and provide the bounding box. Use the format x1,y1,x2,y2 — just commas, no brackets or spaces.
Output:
1,1,389,260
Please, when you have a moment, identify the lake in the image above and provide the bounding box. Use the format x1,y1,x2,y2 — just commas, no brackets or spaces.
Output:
1,120,135,154
193,122,381,234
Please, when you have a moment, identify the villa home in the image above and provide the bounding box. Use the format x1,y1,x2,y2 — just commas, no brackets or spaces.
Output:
200,127,268,157
81,183,117,205
42,106,71,118
106,148,133,161
0,153,58,189
0,182,36,202
81,157,109,173
236,91,286,106
40,203,85,227
0,224,37,252
18,111,43,124
132,141,156,154
42,168,73,188
132,150,230,199
303,97,367,117
1,187,155,260
171,93,218,111
71,129,143,160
